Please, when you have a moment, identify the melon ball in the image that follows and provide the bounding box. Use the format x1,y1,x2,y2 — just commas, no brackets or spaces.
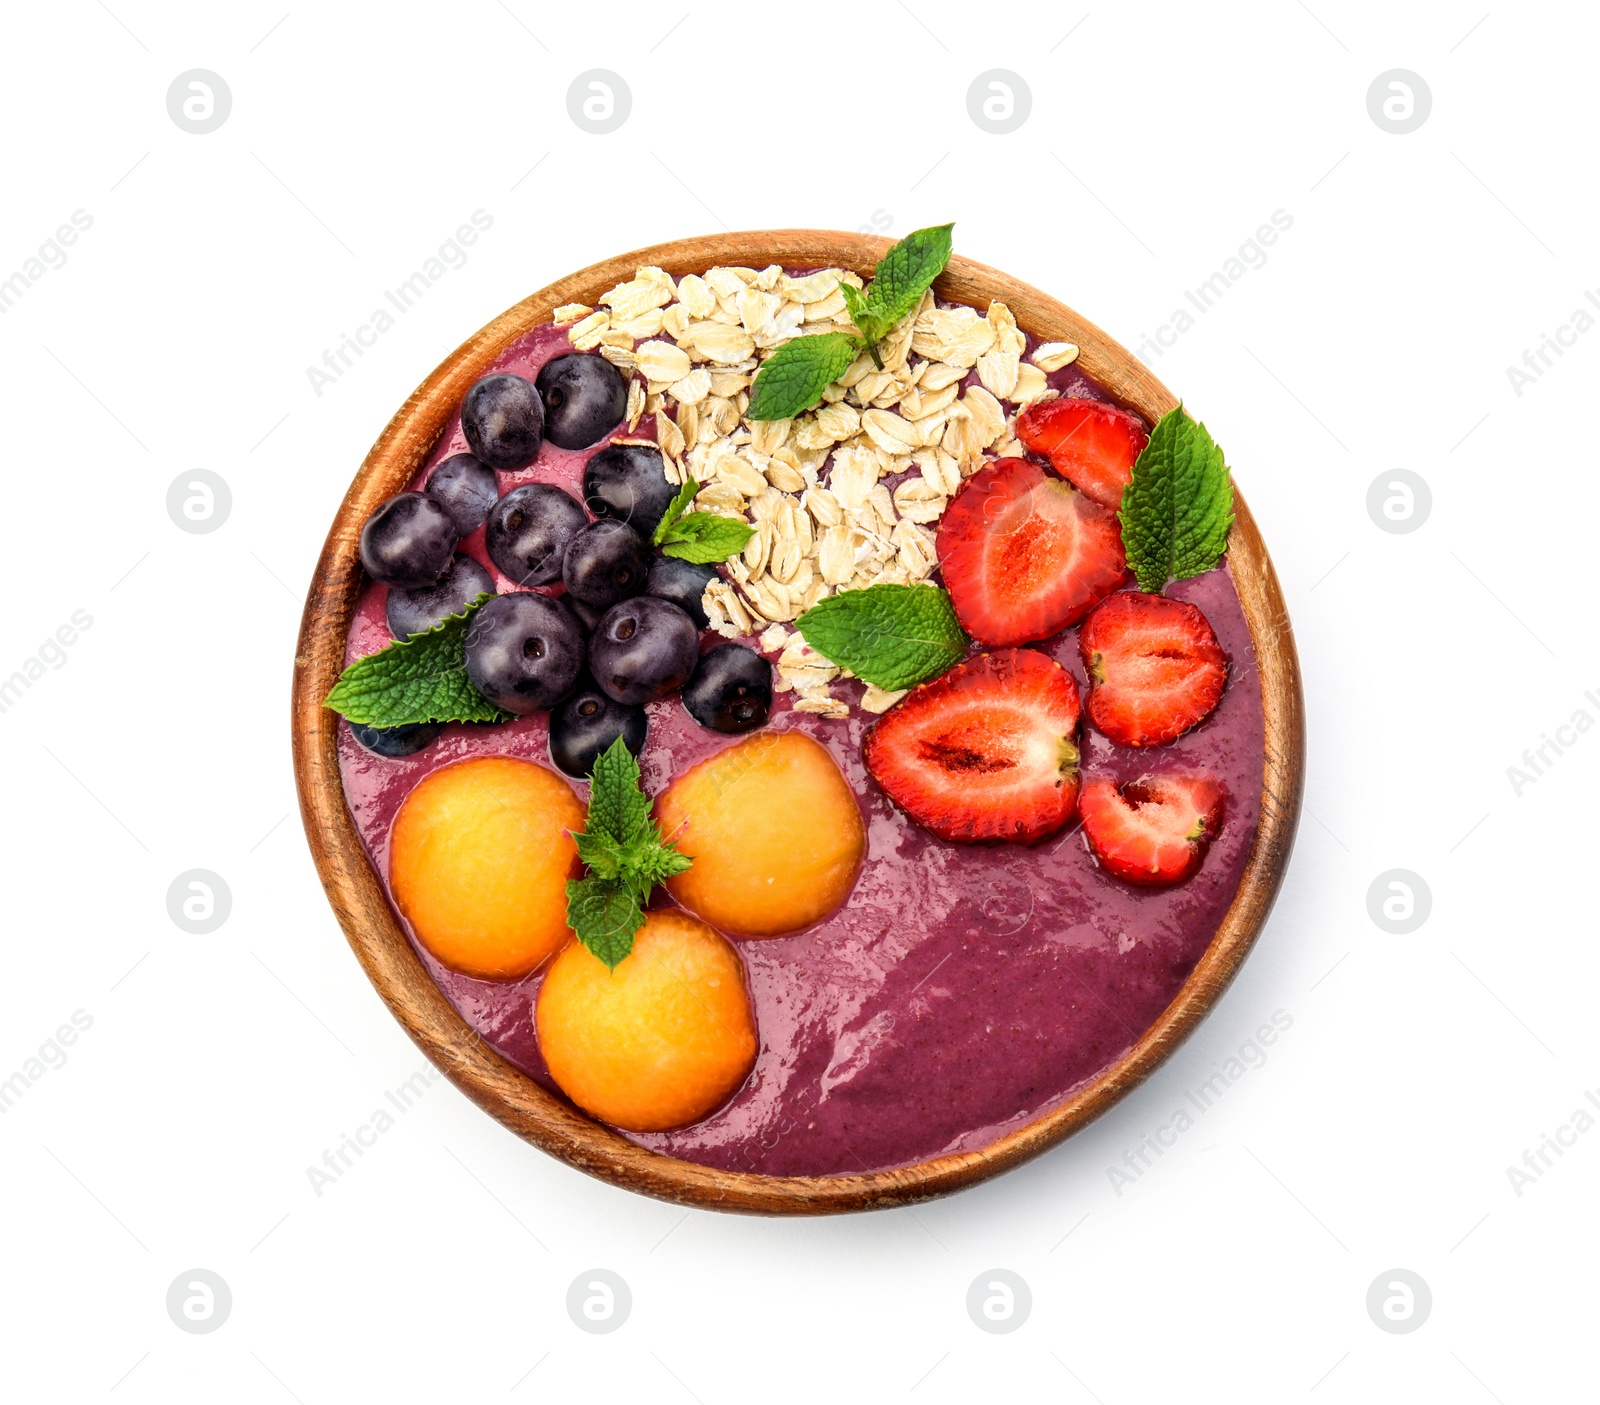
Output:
390,756,584,980
536,912,756,1132
655,730,865,938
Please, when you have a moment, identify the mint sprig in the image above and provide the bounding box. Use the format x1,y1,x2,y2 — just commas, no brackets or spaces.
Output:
1119,406,1234,593
652,474,756,563
746,223,955,419
659,515,756,564
795,583,969,691
324,593,508,727
565,736,691,969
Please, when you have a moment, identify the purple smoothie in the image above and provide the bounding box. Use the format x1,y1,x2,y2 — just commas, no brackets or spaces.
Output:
335,311,1265,1177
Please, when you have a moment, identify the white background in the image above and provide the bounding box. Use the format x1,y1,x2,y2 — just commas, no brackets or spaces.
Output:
1,1,1594,1399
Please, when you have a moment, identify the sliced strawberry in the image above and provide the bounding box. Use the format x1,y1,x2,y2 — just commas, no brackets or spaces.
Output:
1079,776,1225,886
863,649,1081,844
936,458,1126,647
1081,592,1227,747
1016,395,1148,511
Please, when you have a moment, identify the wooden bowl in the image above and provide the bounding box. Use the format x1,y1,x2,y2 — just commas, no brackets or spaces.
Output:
292,230,1305,1215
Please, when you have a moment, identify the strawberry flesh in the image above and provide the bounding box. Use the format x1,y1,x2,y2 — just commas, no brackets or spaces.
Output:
1016,396,1149,511
1081,591,1227,747
1079,776,1225,886
863,649,1081,844
936,458,1126,647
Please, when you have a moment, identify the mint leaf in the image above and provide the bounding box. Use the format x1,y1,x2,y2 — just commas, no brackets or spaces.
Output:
652,476,699,545
796,583,968,690
572,829,626,880
865,224,953,329
565,877,644,971
1119,406,1235,593
746,331,861,421
586,734,653,848
564,737,693,968
658,511,755,564
324,594,507,727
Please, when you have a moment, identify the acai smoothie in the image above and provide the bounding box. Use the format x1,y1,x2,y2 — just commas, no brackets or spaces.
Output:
332,250,1265,1177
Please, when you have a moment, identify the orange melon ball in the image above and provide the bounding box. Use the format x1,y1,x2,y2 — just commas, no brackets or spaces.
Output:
656,730,865,938
390,756,584,981
536,912,756,1132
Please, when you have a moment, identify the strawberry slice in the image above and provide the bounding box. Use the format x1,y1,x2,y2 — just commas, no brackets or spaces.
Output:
936,458,1126,647
863,649,1081,844
1079,776,1225,885
1016,396,1149,511
1080,592,1227,747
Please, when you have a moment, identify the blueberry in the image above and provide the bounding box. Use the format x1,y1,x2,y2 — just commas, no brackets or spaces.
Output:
549,678,647,779
589,596,700,706
485,483,587,586
425,453,499,534
562,520,651,609
536,353,628,450
683,644,773,734
462,374,544,469
464,592,585,714
359,492,458,589
583,443,676,537
644,555,716,629
386,554,494,640
348,719,443,757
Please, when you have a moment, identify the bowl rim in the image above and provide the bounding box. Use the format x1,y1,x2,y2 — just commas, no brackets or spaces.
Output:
291,228,1305,1215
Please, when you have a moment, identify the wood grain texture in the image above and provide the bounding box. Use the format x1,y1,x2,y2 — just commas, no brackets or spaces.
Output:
291,230,1305,1215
